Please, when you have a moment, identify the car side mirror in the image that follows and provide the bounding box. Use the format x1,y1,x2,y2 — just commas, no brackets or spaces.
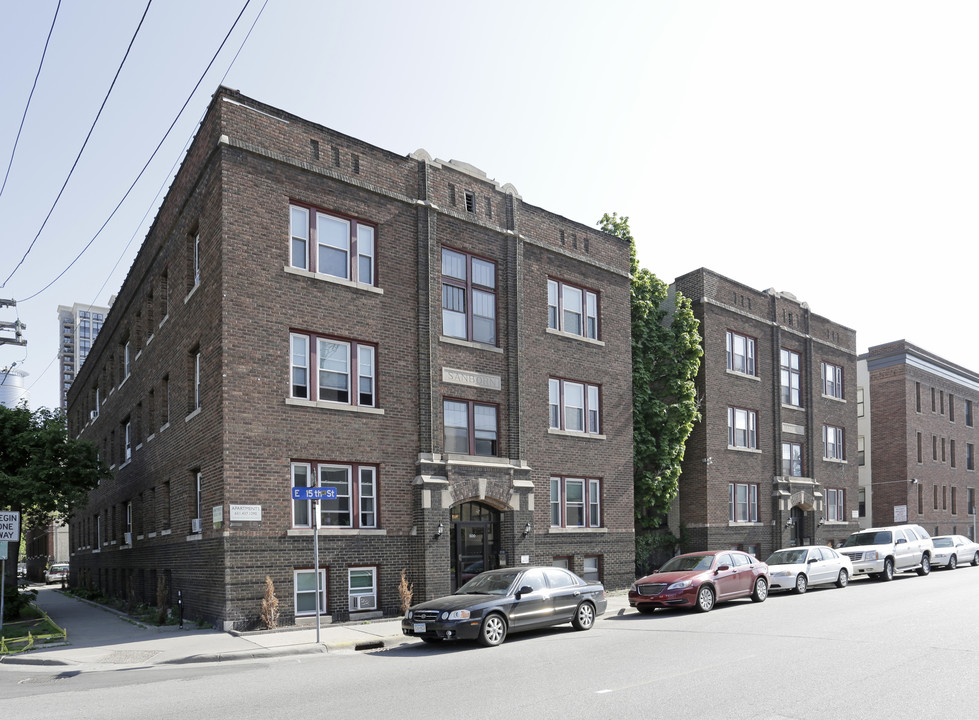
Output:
896,538,907,545
715,565,730,573
807,558,817,564
516,585,534,598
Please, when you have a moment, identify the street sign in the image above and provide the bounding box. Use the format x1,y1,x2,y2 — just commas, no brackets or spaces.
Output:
292,487,338,500
0,511,20,542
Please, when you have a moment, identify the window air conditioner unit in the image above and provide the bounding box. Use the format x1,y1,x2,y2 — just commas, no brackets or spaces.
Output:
351,594,376,611
191,518,202,534
124,532,132,545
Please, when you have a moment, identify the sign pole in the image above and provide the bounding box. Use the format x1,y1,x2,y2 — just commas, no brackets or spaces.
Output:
313,497,321,644
1,556,6,632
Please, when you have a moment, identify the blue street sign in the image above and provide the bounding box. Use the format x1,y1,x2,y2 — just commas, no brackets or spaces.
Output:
292,487,338,500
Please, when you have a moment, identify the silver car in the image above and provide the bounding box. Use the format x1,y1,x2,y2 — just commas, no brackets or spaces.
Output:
931,535,979,569
766,546,852,594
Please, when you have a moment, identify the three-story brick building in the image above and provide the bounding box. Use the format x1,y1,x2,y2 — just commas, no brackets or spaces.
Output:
66,87,634,629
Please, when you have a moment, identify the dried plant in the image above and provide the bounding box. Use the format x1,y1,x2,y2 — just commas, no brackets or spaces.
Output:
156,574,169,625
398,569,414,615
261,575,280,629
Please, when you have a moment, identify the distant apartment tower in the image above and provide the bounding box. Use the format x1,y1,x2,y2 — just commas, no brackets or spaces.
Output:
669,268,860,557
859,341,979,538
57,302,110,410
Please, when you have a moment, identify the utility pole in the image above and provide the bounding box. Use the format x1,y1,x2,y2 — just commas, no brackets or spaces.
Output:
0,298,26,346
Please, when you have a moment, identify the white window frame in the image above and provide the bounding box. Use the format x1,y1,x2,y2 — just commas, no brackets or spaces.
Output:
348,566,377,612
583,556,600,582
289,204,377,285
547,278,599,340
822,362,844,399
827,488,844,521
728,407,757,449
124,421,132,462
294,568,327,617
824,425,845,461
194,471,203,526
782,442,803,477
290,333,377,407
729,482,759,523
441,247,497,345
550,476,602,528
291,462,378,530
780,349,800,406
726,331,756,376
194,351,202,410
549,378,601,435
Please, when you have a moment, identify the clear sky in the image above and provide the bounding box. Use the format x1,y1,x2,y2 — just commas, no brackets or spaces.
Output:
2,1,978,412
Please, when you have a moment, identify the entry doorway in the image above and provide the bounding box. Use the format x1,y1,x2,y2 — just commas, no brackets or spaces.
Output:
450,502,501,591
790,505,805,546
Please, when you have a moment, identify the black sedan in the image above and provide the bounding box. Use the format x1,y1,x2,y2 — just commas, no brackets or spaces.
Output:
402,566,607,647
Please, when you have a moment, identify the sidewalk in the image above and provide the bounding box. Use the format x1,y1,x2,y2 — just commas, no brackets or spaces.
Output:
1,585,631,670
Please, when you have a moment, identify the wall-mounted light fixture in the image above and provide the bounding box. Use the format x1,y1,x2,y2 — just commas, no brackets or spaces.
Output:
523,521,532,537
785,518,795,528
818,516,825,527
436,522,443,538
910,478,920,485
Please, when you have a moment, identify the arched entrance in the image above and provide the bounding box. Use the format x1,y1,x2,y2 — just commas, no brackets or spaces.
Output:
450,502,501,591
790,505,805,546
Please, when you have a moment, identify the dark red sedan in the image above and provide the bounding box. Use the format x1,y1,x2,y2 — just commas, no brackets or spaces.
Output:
629,550,769,613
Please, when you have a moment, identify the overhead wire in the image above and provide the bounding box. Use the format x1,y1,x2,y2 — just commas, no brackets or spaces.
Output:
0,0,62,203
24,0,267,400
1,0,154,289
16,0,255,305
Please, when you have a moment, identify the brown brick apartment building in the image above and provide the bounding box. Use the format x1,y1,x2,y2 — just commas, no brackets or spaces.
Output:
66,87,633,630
859,341,979,537
668,269,860,557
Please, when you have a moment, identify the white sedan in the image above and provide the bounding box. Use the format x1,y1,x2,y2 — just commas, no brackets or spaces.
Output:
931,535,979,569
765,546,852,594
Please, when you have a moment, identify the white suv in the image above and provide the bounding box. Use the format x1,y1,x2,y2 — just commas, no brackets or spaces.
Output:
839,525,934,581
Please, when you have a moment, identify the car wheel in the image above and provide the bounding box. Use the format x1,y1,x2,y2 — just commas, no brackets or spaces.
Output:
948,555,958,570
478,614,507,647
751,577,768,603
794,574,808,594
881,558,895,581
972,552,979,567
835,569,849,588
916,554,931,576
636,605,657,615
572,602,596,631
695,585,715,613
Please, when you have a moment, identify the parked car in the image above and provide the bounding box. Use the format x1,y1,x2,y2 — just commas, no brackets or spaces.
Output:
839,525,934,580
930,535,979,569
45,563,69,584
766,545,852,593
402,566,607,647
628,550,769,613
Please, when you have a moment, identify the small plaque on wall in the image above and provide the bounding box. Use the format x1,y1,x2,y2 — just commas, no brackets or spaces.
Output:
230,504,262,522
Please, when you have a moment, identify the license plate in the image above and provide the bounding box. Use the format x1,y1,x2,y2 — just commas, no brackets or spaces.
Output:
413,623,426,633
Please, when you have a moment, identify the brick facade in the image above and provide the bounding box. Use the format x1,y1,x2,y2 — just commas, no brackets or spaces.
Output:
66,87,633,630
862,341,979,537
669,268,860,558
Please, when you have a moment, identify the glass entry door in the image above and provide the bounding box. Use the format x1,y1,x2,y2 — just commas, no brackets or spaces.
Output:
450,502,501,591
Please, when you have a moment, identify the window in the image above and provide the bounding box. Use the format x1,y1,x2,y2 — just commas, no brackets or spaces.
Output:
780,350,801,406
857,436,866,466
824,425,845,461
951,439,957,468
933,435,938,461
583,556,600,582
290,333,377,407
161,374,170,428
349,567,377,612
441,248,496,345
857,387,865,417
916,432,922,463
967,399,974,428
782,442,803,477
932,387,937,412
292,462,378,529
858,487,866,517
194,471,202,526
729,483,759,523
822,362,843,399
950,395,955,422
728,407,757,449
123,341,131,380
193,233,201,287
547,279,599,340
550,477,601,528
124,420,132,462
969,443,975,471
934,484,939,510
952,487,958,514
289,204,376,285
726,331,756,376
294,569,326,616
549,378,601,434
444,400,497,456
915,382,921,413
193,350,201,411
826,488,844,521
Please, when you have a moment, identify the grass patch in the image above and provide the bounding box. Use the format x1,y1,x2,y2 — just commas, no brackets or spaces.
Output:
1,606,67,654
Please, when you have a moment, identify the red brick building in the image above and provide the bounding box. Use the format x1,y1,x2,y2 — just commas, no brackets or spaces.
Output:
860,341,979,537
669,269,860,557
66,87,633,629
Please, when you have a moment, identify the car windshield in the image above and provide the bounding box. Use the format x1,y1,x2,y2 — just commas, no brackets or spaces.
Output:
52,564,68,571
933,538,953,547
455,570,519,596
842,531,892,547
767,549,807,565
659,555,714,573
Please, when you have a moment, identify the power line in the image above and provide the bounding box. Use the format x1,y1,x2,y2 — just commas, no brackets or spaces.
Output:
0,0,61,203
1,0,153,290
16,0,256,305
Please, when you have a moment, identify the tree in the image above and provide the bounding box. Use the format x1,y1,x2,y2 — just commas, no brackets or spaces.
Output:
598,213,702,531
0,404,109,581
